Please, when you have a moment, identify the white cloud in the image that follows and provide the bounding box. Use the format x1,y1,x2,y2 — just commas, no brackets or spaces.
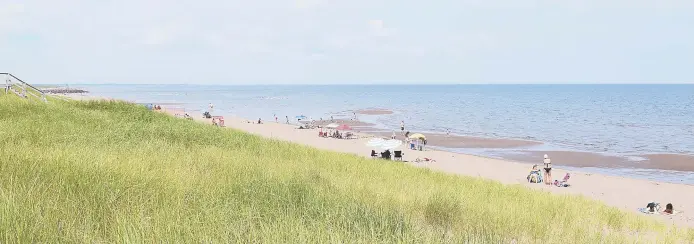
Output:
1,0,693,84
0,2,25,31
295,0,324,9
368,19,391,37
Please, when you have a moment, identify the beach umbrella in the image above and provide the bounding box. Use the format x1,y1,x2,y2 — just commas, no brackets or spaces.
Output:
408,133,426,139
365,138,385,147
326,123,339,129
336,124,352,130
381,139,403,150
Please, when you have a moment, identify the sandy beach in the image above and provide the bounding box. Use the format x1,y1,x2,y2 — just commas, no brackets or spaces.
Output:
194,114,694,228
62,95,694,228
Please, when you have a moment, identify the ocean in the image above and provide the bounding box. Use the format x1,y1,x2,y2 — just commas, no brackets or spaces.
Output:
74,84,694,183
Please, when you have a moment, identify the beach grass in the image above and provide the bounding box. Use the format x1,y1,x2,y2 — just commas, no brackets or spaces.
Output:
0,95,692,243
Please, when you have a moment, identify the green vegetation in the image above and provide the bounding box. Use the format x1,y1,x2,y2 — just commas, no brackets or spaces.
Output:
6,83,46,101
0,95,692,243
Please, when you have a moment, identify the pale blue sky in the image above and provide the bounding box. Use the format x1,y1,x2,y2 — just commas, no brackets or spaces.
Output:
1,0,693,84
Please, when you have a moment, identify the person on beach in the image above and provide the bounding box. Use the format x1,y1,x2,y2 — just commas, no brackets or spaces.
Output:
258,118,262,124
527,165,543,183
664,203,674,214
391,131,396,140
543,154,553,185
400,121,405,134
274,114,277,123
208,103,214,112
286,116,289,124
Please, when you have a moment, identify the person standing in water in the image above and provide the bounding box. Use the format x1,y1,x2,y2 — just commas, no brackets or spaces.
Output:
543,154,553,185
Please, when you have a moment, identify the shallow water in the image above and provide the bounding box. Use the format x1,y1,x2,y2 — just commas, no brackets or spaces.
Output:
77,84,694,183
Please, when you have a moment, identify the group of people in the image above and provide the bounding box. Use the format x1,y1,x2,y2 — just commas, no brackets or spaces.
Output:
148,104,162,111
406,137,426,151
527,154,570,187
640,202,677,215
318,130,350,139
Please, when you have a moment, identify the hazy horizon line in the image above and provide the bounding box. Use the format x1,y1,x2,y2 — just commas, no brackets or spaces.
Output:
35,82,694,86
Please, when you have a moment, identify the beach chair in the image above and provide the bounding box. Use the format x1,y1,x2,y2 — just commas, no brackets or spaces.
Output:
371,150,378,158
393,151,403,161
381,151,391,160
527,171,543,183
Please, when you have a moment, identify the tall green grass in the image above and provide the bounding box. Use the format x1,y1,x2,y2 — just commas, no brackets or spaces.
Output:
0,95,692,243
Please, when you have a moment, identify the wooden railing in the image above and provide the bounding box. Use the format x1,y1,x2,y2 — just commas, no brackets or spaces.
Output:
2,73,48,102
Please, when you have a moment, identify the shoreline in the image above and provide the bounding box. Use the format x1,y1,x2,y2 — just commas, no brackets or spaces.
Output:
193,113,694,228
63,95,694,227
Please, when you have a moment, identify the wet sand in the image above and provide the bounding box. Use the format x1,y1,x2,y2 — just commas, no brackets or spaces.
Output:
355,108,394,115
501,151,632,168
310,119,375,127
642,154,694,172
371,132,542,149
501,151,694,172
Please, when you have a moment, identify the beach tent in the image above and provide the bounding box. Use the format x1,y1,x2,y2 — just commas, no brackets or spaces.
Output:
381,139,403,150
366,138,385,147
336,124,352,130
326,123,339,129
408,133,426,139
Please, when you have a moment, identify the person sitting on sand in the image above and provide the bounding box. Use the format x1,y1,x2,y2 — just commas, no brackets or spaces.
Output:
543,154,553,185
646,202,661,213
527,165,543,183
663,203,674,214
415,157,436,163
553,173,570,187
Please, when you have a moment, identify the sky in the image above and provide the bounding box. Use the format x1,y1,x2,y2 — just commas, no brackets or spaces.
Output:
1,0,693,85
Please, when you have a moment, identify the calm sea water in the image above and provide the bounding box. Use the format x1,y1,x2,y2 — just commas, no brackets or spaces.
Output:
79,84,694,155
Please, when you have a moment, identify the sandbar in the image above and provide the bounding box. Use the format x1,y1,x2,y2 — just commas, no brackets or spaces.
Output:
355,108,394,115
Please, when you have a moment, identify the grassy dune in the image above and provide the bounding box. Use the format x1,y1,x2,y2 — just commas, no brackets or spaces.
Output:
0,96,692,243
